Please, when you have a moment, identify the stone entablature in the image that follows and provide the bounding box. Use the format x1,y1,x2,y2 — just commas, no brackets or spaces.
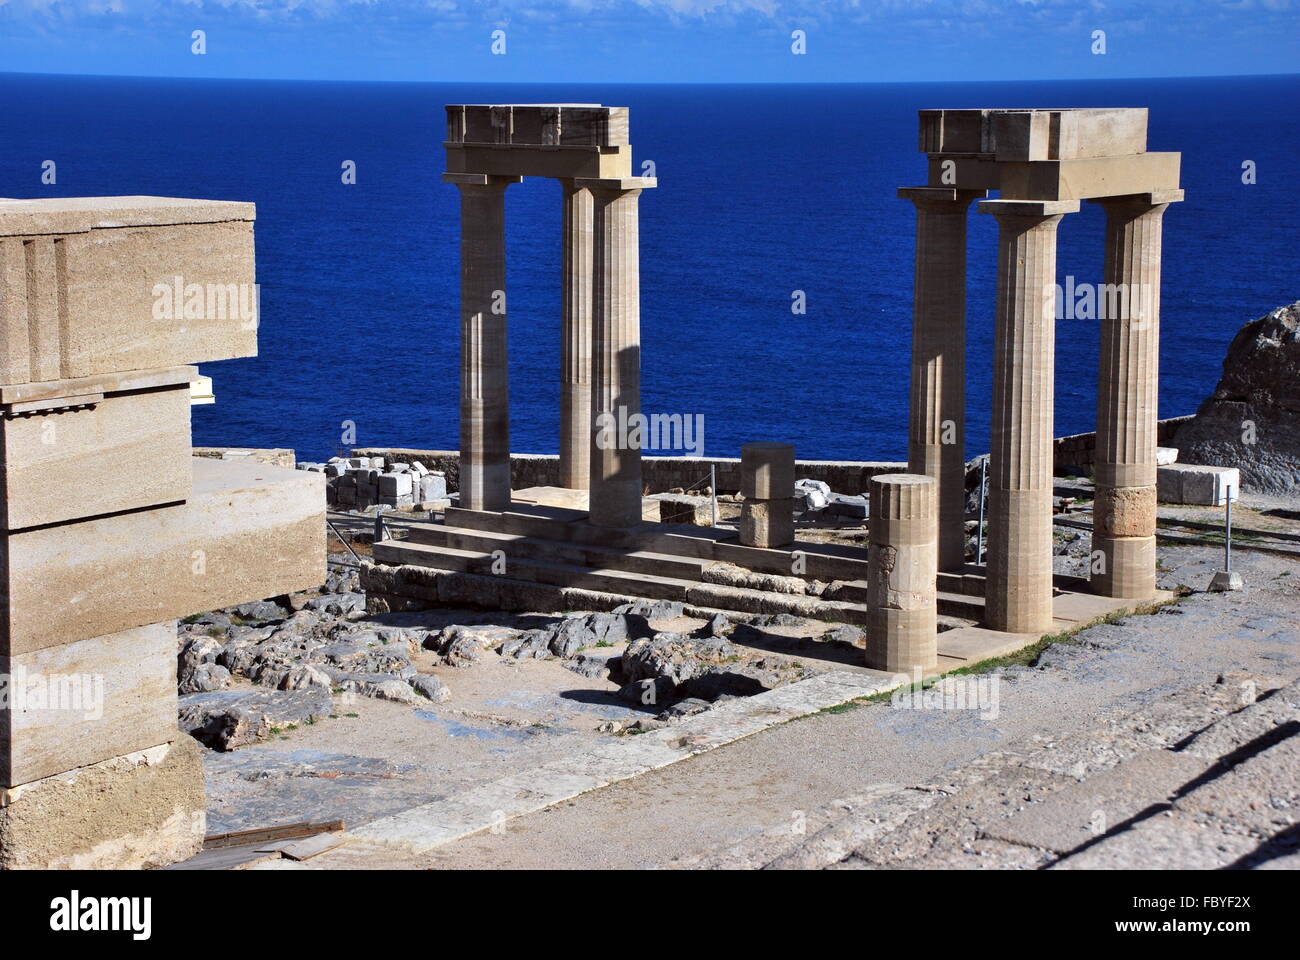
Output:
919,107,1180,202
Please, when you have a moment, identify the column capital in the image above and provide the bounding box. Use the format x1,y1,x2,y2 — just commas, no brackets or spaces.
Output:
573,176,656,193
897,186,986,208
1088,188,1185,210
442,173,523,187
978,198,1080,219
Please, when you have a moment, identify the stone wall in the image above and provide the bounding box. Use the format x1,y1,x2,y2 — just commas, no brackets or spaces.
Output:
356,423,1190,498
352,448,909,496
193,447,297,470
1052,416,1193,473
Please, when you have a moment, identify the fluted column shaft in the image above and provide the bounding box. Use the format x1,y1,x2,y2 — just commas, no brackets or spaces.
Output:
582,177,655,527
560,179,594,490
451,175,517,512
866,473,938,673
980,199,1077,634
1090,190,1181,598
899,187,983,570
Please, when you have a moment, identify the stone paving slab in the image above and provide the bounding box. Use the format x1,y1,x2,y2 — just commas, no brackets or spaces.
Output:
1049,811,1258,869
1174,735,1300,837
348,669,899,855
982,749,1204,854
1178,678,1300,761
936,626,1039,664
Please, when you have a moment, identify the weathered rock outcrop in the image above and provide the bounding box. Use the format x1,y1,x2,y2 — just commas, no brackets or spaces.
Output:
1173,302,1300,494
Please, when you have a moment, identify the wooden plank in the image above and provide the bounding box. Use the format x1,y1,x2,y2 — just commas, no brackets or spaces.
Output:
280,832,348,862
203,818,344,850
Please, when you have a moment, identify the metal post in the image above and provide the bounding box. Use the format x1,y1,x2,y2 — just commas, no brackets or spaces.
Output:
1225,484,1233,572
710,464,717,528
373,513,385,545
976,458,987,566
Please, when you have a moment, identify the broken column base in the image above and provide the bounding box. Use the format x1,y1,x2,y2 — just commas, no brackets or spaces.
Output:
740,498,795,548
0,736,205,870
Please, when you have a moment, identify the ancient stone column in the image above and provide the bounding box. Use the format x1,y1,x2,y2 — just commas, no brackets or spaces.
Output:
866,473,938,673
898,187,984,571
560,179,594,490
580,176,655,527
740,441,795,548
979,199,1079,634
448,173,519,512
1090,190,1183,598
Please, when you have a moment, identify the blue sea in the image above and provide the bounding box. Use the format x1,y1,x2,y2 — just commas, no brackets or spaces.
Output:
2,73,1296,463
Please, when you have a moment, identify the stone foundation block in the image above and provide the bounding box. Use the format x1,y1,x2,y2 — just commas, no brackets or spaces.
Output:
0,371,194,530
1,621,177,788
1,457,325,657
0,736,205,870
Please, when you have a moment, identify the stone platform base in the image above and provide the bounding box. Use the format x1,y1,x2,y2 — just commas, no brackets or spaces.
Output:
0,737,205,870
365,499,1175,674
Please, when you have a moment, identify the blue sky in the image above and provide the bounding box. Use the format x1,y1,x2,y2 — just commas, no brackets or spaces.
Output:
1,1,1296,83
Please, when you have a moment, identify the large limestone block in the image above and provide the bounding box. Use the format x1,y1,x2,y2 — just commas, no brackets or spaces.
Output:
1156,463,1240,506
446,104,630,147
0,737,205,870
0,457,325,657
0,621,177,788
0,369,194,530
919,108,1148,161
0,197,257,386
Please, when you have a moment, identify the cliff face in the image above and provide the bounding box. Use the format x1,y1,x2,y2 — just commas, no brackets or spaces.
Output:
1173,301,1300,495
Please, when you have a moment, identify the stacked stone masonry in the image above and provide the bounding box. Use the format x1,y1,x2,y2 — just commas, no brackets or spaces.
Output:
0,197,326,870
739,442,796,548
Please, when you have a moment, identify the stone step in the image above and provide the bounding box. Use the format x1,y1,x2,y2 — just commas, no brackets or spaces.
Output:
407,523,712,581
828,579,986,621
373,538,875,623
936,567,1092,598
444,506,874,581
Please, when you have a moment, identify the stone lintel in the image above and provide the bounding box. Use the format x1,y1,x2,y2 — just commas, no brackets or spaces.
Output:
978,198,1081,218
444,143,632,180
927,152,1181,202
1088,188,1186,207
441,172,523,186
896,186,987,204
